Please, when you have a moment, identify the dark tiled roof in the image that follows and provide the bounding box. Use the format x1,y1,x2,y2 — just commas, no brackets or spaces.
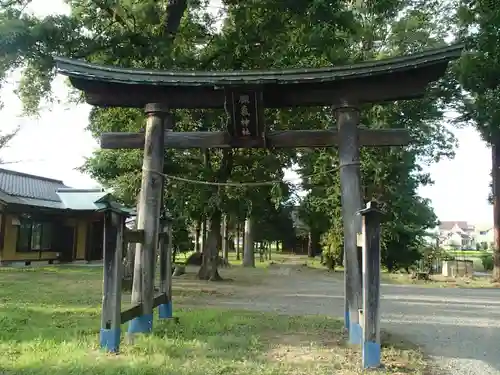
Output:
0,168,68,202
54,44,464,88
0,168,131,214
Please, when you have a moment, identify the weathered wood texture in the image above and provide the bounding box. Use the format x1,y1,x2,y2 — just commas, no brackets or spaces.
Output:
124,229,144,244
336,105,363,344
121,293,168,324
159,221,173,303
360,201,383,368
100,211,124,351
129,104,169,333
159,222,168,299
100,129,410,150
124,229,168,244
166,222,173,304
242,218,255,267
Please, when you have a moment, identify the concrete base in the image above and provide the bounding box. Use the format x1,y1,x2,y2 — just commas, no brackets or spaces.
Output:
128,314,153,334
158,301,172,319
349,322,362,345
100,328,121,352
344,308,350,332
363,341,381,368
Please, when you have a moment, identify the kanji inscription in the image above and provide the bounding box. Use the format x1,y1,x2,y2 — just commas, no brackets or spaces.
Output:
226,88,265,143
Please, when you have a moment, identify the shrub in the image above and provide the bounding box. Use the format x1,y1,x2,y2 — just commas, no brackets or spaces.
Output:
480,253,494,271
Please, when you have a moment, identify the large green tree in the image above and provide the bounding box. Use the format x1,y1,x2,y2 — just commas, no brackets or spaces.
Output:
297,1,461,271
457,0,500,280
0,0,460,277
0,0,297,280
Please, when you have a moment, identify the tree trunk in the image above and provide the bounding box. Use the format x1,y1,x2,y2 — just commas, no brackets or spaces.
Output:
307,231,314,258
195,220,201,253
243,218,255,267
201,219,207,255
222,215,229,261
493,141,500,281
197,212,223,281
237,222,242,260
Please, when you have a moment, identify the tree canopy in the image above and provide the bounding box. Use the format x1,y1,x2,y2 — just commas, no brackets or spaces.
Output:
0,0,472,273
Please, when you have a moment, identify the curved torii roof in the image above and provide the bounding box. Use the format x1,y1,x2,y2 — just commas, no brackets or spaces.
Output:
55,43,463,109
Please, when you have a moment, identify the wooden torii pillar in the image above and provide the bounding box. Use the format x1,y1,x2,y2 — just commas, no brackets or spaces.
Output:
54,43,463,353
128,104,172,336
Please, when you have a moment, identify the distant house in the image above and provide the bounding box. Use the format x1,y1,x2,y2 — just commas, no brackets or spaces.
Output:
438,221,476,250
0,168,131,265
474,224,494,250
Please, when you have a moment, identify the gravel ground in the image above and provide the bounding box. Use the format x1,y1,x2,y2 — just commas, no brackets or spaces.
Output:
209,268,500,375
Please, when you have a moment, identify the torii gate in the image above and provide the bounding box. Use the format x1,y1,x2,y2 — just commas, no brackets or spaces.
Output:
55,43,462,366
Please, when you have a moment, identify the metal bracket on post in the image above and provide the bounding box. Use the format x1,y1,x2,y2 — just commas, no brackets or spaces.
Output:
358,201,383,369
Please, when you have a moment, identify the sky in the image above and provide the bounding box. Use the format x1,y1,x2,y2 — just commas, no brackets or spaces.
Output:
0,0,493,225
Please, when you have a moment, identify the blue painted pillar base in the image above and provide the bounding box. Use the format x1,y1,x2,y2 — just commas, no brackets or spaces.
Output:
158,301,172,319
100,328,121,352
363,341,381,369
127,314,153,334
348,322,362,345
344,308,350,332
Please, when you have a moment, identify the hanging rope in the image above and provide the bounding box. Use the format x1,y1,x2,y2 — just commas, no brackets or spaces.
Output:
144,166,340,187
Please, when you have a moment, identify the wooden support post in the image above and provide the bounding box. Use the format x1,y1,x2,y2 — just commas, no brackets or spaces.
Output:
359,201,383,369
100,211,124,352
159,216,174,318
128,103,169,335
335,103,363,345
242,218,255,267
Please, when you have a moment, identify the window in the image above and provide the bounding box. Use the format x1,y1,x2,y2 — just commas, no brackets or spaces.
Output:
17,220,53,252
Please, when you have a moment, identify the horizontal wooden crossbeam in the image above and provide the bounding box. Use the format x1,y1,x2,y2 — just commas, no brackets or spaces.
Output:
124,229,144,244
124,229,168,244
120,293,168,324
101,129,410,150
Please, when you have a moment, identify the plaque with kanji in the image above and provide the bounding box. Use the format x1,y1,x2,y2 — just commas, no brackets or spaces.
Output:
225,88,265,145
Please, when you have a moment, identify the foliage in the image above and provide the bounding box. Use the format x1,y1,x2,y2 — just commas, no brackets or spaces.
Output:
0,127,18,162
456,0,500,279
0,0,464,275
419,243,456,274
296,1,460,272
480,252,494,271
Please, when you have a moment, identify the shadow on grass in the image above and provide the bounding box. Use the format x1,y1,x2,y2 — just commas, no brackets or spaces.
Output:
0,309,365,375
0,267,429,374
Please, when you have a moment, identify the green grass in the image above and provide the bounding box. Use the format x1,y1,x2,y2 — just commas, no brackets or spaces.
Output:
0,266,427,374
446,250,492,257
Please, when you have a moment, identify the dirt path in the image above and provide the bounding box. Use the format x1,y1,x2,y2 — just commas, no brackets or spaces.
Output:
174,265,500,375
